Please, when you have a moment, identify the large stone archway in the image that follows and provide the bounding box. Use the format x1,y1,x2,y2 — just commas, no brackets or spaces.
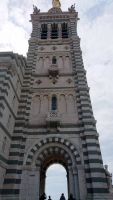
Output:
25,136,81,165
20,137,87,200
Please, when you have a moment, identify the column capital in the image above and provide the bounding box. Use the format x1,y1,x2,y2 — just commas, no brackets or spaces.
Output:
72,166,78,175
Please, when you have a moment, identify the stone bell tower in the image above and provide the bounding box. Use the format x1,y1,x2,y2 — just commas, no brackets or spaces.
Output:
0,1,113,200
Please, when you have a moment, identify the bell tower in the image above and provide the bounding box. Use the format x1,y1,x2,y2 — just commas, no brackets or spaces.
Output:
1,2,113,200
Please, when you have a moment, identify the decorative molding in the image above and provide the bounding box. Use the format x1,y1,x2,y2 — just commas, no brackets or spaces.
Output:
52,46,57,50
39,47,45,51
35,80,42,85
66,78,73,84
64,46,69,50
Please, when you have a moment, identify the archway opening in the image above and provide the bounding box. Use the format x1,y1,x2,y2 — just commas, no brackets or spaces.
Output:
45,164,68,200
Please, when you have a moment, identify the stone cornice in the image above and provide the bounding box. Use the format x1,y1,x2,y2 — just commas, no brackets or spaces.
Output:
30,11,78,23
29,88,76,93
28,36,80,44
32,72,73,76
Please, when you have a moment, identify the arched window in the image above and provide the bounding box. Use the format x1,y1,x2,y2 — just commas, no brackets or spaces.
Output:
62,23,68,38
52,97,57,110
51,23,58,39
41,24,47,39
52,57,56,64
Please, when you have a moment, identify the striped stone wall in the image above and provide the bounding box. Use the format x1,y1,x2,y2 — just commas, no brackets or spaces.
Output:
69,16,108,194
0,52,26,195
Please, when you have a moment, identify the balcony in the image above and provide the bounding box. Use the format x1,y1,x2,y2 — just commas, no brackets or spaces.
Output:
48,64,59,79
46,111,61,131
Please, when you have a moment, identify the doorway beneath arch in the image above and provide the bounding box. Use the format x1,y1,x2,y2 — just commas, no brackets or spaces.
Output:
20,139,87,200
45,164,68,200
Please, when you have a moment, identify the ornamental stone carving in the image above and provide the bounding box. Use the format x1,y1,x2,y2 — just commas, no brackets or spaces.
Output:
33,5,40,14
68,4,76,13
104,165,112,192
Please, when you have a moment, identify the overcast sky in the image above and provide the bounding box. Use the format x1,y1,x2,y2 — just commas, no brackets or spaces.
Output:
0,0,113,199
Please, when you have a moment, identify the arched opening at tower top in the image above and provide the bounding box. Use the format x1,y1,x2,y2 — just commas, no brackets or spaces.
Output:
45,164,68,200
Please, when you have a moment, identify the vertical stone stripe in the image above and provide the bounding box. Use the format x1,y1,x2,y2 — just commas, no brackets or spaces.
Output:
2,139,26,195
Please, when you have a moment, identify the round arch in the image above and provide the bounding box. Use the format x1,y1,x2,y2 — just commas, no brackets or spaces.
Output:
36,146,73,168
26,136,81,165
43,158,67,172
20,139,82,200
35,145,73,197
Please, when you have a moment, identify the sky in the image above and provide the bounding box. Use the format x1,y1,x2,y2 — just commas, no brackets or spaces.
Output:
0,0,113,199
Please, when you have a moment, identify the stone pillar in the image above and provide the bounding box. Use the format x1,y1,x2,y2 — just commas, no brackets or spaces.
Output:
66,174,69,198
19,167,30,200
50,56,52,65
58,23,62,38
27,167,40,200
73,96,76,112
47,24,51,39
40,96,43,113
57,94,60,111
68,167,74,197
77,165,87,200
40,172,46,195
63,56,65,68
65,95,68,113
72,167,80,200
49,96,51,111
43,57,46,68
43,174,46,193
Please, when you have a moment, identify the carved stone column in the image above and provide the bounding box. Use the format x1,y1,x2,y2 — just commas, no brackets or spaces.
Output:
77,165,87,200
43,57,46,68
72,166,80,200
58,23,62,38
50,56,52,65
48,96,51,111
68,166,74,197
40,96,43,113
65,95,68,113
40,172,46,196
57,94,60,111
73,96,76,112
66,173,69,198
63,56,65,68
47,24,51,39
